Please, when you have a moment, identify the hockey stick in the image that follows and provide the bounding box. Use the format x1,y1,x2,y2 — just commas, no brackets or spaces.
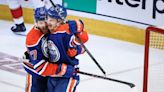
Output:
23,59,134,88
77,71,135,88
49,0,56,7
49,0,106,75
75,36,106,75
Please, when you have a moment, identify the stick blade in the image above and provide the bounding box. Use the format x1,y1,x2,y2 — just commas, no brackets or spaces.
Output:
130,83,135,88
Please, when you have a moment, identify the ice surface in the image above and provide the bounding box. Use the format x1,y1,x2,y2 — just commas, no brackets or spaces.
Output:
0,20,161,92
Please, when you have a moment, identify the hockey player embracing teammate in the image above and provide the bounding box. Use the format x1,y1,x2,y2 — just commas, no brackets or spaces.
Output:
23,4,88,92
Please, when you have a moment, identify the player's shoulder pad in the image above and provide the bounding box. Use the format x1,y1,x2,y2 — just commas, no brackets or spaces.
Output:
53,24,71,34
26,27,44,47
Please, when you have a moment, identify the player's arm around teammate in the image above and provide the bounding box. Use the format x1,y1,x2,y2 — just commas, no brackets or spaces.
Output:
24,6,49,92
23,6,75,92
46,4,88,92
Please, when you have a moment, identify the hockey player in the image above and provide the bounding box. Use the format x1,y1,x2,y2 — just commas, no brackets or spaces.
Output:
23,6,75,92
46,4,88,92
24,6,48,92
6,0,46,34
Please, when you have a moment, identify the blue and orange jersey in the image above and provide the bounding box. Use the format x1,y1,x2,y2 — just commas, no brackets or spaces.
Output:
47,23,88,66
23,20,89,77
24,26,59,77
26,26,46,65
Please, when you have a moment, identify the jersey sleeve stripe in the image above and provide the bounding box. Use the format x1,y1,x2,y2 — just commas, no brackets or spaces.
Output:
57,63,67,76
38,62,49,75
34,60,45,69
66,78,77,92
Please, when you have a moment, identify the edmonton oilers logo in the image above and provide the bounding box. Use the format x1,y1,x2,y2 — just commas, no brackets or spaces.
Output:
41,37,49,58
47,40,60,63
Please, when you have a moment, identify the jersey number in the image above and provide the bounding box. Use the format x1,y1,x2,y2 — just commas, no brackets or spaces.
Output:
30,50,37,60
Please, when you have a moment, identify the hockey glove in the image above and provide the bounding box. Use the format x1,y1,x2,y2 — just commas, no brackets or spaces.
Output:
23,51,30,59
55,63,76,78
67,19,84,34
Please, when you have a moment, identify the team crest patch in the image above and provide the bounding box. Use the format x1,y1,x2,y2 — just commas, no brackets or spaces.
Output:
47,40,60,63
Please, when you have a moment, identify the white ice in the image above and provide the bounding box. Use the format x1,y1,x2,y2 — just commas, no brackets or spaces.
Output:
0,20,163,92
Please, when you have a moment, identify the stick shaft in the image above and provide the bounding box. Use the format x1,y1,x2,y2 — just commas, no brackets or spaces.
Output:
78,71,135,88
76,36,106,75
